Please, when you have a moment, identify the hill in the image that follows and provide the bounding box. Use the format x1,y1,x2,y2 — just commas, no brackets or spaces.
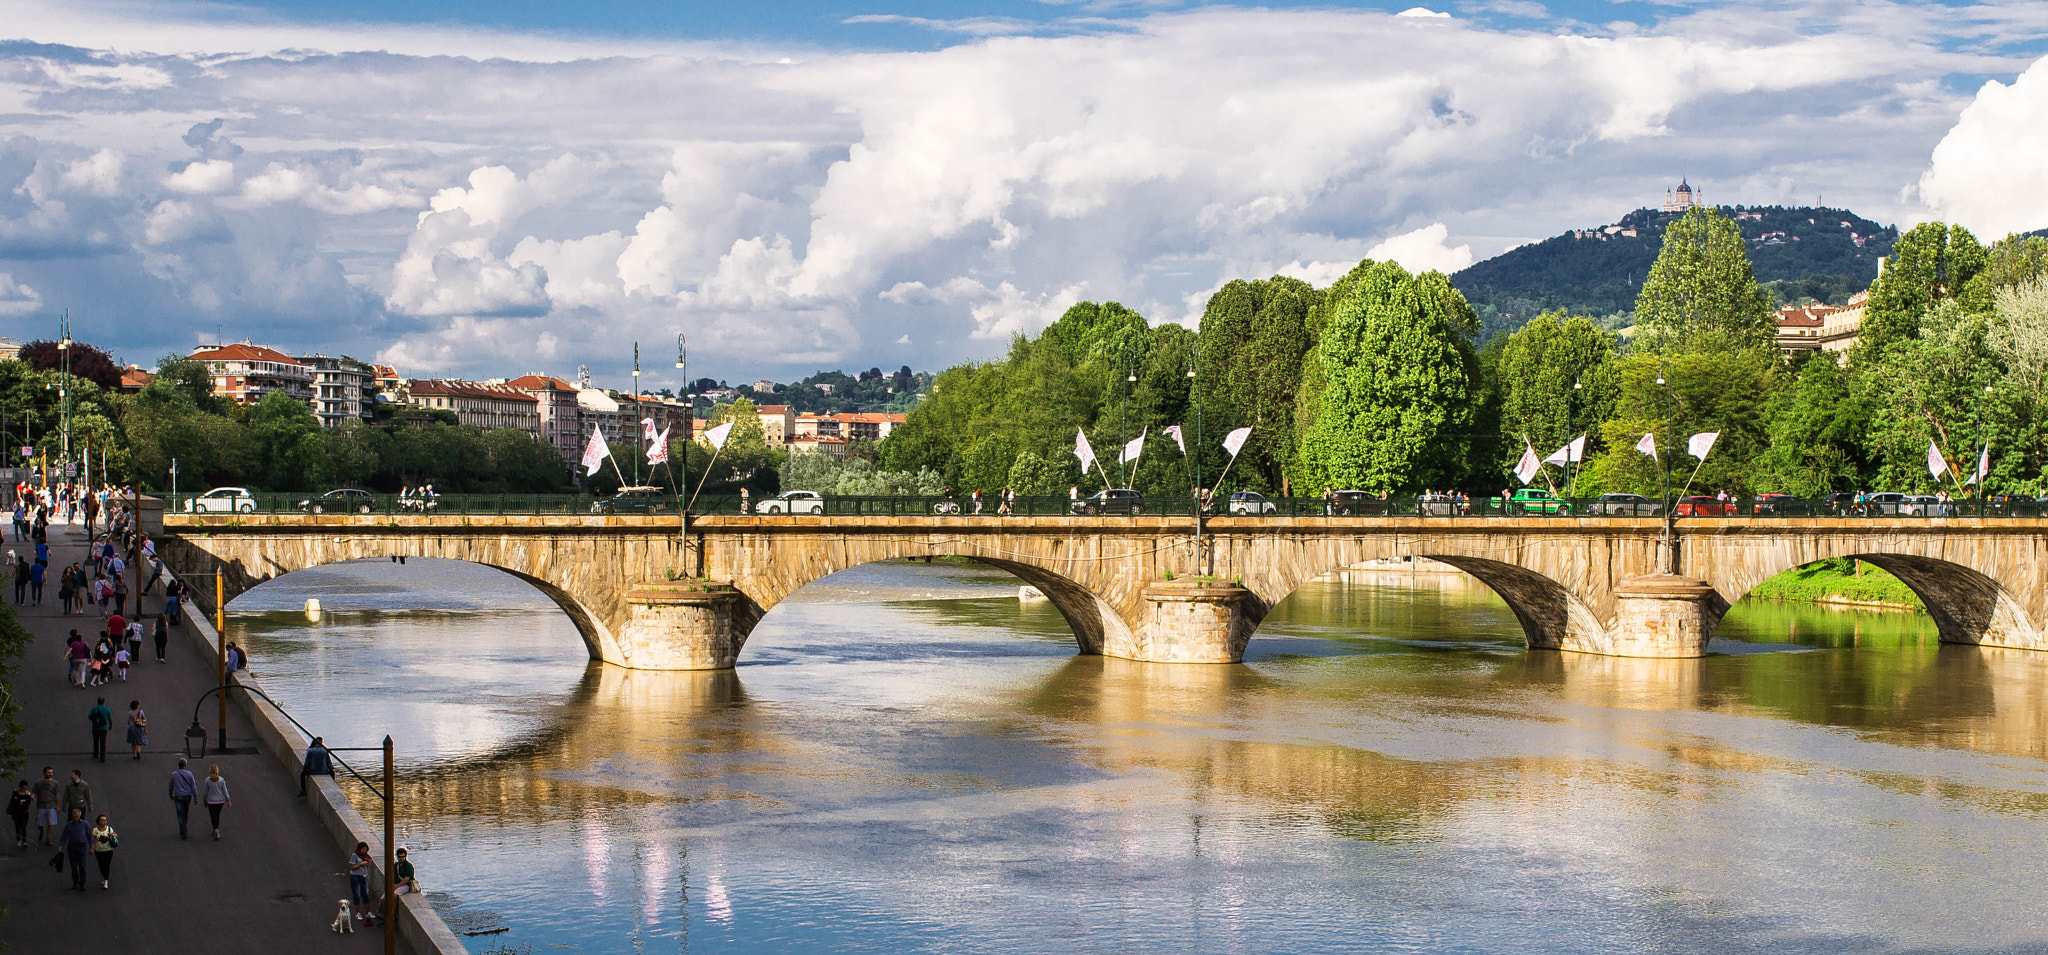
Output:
1451,205,1899,339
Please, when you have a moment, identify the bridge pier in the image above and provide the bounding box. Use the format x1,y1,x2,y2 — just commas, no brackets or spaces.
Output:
1567,574,1719,658
1101,582,1257,664
613,580,748,670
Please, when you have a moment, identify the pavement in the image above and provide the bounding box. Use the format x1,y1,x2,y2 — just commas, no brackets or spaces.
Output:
0,518,406,952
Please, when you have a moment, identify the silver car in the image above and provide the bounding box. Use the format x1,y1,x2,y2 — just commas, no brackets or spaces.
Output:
1227,491,1276,516
757,490,825,515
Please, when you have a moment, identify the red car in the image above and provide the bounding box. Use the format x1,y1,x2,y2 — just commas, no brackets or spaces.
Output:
1676,495,1732,516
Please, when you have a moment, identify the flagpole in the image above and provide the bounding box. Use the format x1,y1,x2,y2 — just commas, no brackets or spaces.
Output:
688,445,726,510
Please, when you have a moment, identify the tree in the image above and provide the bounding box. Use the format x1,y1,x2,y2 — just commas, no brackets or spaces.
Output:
685,398,774,491
1633,206,1773,350
1962,233,2048,308
1491,311,1618,480
18,339,124,391
1856,300,2000,491
1859,222,1986,353
1586,347,1779,497
1297,261,1479,493
1198,277,1318,492
1756,355,1864,496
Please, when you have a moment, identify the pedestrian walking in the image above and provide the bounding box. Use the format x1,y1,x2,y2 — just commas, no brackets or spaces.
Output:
57,809,90,891
8,780,32,848
12,555,26,605
89,813,118,889
62,769,93,822
114,647,131,682
112,573,128,618
27,559,43,605
126,701,148,760
300,737,334,797
203,765,231,839
88,697,113,762
64,632,88,687
153,614,169,663
31,767,60,845
348,842,374,915
167,758,198,839
125,620,142,665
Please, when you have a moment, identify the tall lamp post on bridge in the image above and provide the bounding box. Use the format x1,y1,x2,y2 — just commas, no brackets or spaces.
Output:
1657,364,1674,573
675,333,688,545
1187,346,1205,574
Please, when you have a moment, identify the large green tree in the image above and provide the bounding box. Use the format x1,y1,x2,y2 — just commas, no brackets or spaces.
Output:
1491,311,1618,480
1633,206,1774,350
1197,276,1317,493
1296,261,1478,494
1859,221,1986,354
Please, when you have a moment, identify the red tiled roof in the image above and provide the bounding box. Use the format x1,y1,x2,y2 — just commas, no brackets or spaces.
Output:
407,379,539,403
1774,305,1835,327
190,343,302,365
505,374,580,392
832,412,907,424
756,405,791,414
120,367,155,389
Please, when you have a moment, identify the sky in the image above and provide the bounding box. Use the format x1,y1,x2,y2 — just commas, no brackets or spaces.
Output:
2,0,2048,391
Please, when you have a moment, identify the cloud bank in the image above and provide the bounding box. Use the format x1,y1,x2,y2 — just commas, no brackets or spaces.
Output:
1,2,2045,385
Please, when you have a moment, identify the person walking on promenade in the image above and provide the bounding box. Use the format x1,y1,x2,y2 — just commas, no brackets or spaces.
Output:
165,583,182,628
153,613,169,663
126,700,148,759
89,813,118,889
28,558,43,605
62,769,93,825
9,780,32,848
203,765,231,840
114,645,131,682
12,554,26,605
348,842,375,917
58,809,90,890
168,758,198,839
125,618,143,666
64,632,88,687
112,573,128,618
31,767,61,845
300,737,334,797
88,697,113,762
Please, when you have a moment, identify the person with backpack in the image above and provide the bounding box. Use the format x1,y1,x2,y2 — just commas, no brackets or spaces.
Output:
87,698,113,762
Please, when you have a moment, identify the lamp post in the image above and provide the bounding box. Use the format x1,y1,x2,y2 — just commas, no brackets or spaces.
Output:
631,342,643,487
1978,383,1993,505
1565,377,1583,504
1187,352,1203,573
1120,362,1137,487
1657,367,1674,573
675,334,688,545
57,313,73,485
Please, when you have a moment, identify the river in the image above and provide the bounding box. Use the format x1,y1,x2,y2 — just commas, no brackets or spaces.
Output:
224,558,2048,954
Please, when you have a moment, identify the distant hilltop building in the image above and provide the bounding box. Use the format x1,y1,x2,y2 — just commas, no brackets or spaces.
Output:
1661,179,1698,213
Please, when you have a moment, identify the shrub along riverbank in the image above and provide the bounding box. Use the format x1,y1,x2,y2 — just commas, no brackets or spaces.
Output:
1746,558,1924,610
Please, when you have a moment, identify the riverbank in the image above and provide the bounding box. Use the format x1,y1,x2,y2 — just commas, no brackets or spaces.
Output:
1745,558,1924,611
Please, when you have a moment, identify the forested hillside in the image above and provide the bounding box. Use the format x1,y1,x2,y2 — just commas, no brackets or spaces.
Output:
1451,205,1899,339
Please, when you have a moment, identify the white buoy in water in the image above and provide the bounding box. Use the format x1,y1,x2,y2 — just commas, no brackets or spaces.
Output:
1018,586,1047,602
305,598,322,621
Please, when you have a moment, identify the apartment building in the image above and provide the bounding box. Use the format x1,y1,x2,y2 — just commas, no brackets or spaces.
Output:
405,379,542,434
506,374,584,467
189,343,315,405
298,354,375,428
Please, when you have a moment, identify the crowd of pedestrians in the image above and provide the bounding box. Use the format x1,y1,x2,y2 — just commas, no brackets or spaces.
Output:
3,482,419,925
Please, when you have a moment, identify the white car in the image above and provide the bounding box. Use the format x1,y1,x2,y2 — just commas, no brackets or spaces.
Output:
186,486,257,513
756,490,824,515
1227,491,1276,516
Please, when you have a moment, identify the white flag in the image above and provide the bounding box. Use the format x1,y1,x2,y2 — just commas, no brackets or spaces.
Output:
641,417,658,444
1074,428,1098,471
1973,444,1989,486
704,421,735,450
1687,432,1719,460
1926,439,1947,479
1121,427,1147,465
648,426,672,465
1543,435,1585,466
581,426,612,476
1221,426,1252,459
1163,424,1185,454
1514,438,1542,486
1635,432,1657,458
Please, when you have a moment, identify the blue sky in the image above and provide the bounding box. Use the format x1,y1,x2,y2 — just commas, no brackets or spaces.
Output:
3,0,2048,385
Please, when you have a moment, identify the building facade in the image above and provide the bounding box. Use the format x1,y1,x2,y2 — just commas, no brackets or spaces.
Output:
298,354,375,428
756,405,794,446
189,343,315,406
1773,290,1866,359
405,379,542,434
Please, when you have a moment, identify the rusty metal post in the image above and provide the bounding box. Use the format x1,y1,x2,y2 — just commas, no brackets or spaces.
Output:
384,734,396,955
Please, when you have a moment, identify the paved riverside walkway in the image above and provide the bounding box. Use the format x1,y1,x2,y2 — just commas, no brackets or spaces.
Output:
0,520,405,952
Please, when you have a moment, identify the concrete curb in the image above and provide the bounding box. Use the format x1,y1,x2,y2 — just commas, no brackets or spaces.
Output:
173,575,470,955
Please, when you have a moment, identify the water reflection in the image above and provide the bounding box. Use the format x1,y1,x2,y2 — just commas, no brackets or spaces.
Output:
228,559,2048,954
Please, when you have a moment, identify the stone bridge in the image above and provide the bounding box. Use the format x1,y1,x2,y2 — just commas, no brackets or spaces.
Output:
154,513,2048,669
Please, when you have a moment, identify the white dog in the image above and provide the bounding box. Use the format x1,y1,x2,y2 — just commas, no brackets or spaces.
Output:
331,900,355,933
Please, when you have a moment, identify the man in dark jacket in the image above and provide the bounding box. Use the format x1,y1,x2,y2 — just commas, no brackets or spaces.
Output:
57,809,90,890
300,737,334,797
87,698,113,762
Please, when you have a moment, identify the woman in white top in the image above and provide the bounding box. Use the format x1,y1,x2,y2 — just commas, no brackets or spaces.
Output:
203,766,232,840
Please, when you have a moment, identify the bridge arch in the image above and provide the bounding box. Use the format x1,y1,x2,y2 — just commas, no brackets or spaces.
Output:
1234,551,1613,653
1707,549,2045,650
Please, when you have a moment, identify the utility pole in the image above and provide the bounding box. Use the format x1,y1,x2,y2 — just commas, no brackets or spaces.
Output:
675,334,688,549
1188,346,1204,574
632,343,643,487
58,313,73,484
1658,362,1675,574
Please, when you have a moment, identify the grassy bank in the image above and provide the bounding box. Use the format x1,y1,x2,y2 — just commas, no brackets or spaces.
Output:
1746,558,1924,610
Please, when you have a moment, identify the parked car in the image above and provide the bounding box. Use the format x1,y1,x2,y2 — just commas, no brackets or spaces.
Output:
757,490,825,515
1588,493,1659,516
185,487,257,514
1752,493,1812,516
1495,488,1571,516
297,488,376,514
1072,489,1146,516
1676,495,1732,517
1859,492,1912,515
1227,490,1276,516
1325,490,1388,517
1906,494,1951,517
593,486,672,514
1983,494,2035,517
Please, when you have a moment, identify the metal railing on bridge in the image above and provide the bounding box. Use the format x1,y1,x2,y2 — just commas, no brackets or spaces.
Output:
160,491,2048,521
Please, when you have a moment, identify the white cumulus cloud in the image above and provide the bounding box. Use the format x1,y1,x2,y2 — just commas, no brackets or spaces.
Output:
1919,53,2048,238
0,273,42,315
1366,223,1475,275
164,159,235,195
